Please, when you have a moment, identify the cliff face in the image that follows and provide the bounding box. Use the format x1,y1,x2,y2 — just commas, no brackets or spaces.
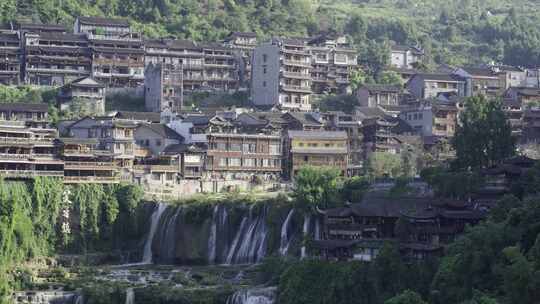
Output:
144,201,310,265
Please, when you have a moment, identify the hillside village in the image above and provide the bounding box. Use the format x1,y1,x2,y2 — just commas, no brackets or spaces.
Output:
0,16,538,197
1,5,540,303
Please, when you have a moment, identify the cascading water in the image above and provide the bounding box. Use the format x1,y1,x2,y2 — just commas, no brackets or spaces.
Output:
279,209,295,256
125,288,134,304
208,205,219,264
300,214,310,259
226,205,269,264
157,206,181,263
142,203,167,264
226,287,277,304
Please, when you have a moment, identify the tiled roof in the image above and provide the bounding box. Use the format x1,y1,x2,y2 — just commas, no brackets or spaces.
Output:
361,84,402,93
0,102,48,112
141,123,183,140
416,73,461,82
287,130,348,140
115,111,161,123
78,16,129,27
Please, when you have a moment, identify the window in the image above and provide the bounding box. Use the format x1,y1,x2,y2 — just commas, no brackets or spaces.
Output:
152,173,161,181
243,143,256,153
166,173,174,181
269,144,280,155
229,158,241,167
304,155,309,162
243,158,256,167
263,81,266,87
155,139,162,146
413,113,418,120
263,67,267,74
230,143,242,151
219,158,227,167
263,54,267,63
216,142,227,151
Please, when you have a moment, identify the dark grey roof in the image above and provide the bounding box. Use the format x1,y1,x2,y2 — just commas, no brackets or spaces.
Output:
415,73,461,82
182,114,210,126
288,130,348,140
163,143,206,154
0,103,48,112
37,32,88,42
226,32,257,39
355,107,386,119
361,84,401,93
115,111,161,123
509,87,540,96
145,39,201,51
140,123,183,140
17,23,66,32
462,67,497,77
284,112,323,126
78,16,129,27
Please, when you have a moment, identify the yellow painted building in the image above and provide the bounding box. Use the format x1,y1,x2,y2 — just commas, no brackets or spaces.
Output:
286,130,349,178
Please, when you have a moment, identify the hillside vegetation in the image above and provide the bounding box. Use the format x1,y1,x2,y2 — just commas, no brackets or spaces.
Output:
2,0,540,68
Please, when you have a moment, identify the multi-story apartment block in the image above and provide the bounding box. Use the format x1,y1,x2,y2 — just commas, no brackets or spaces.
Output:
74,17,144,87
0,30,22,85
0,103,63,179
407,73,466,100
224,32,257,87
145,39,205,92
144,63,184,112
205,133,282,181
285,130,348,179
308,35,358,94
390,45,424,69
251,38,312,111
202,43,239,91
59,137,119,184
23,32,91,86
66,117,138,179
492,65,527,89
58,76,106,114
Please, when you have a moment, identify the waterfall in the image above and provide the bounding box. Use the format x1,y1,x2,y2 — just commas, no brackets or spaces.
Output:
314,216,321,241
300,214,310,259
208,205,219,264
73,294,84,304
125,288,134,304
226,205,269,264
157,207,181,263
142,203,167,264
279,209,295,256
226,287,276,304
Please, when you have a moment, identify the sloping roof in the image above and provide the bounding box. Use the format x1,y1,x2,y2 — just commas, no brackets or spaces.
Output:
226,31,257,40
284,112,323,126
182,114,210,126
140,123,183,140
0,103,48,112
415,73,461,82
462,67,497,78
509,87,540,97
287,130,348,140
355,107,387,119
115,111,161,123
66,76,104,88
17,23,66,32
163,143,206,154
361,84,402,93
37,32,88,42
78,16,129,27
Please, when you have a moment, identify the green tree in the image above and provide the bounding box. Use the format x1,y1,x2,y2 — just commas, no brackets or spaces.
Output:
378,71,404,87
385,290,427,304
452,96,515,169
293,166,341,210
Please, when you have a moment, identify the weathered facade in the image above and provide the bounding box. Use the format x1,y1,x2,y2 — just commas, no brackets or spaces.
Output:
251,38,312,111
356,84,401,108
0,30,22,85
58,76,106,114
205,133,282,181
23,32,91,86
407,73,466,100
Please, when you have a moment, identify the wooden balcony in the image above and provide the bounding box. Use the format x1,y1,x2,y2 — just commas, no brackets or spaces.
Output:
0,137,55,146
281,85,312,93
64,161,117,170
133,164,179,173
